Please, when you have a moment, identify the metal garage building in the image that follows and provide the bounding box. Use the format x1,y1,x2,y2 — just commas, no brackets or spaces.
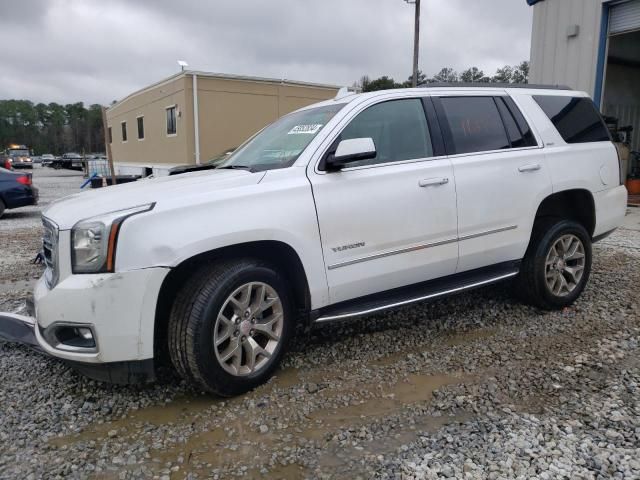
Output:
106,72,340,176
529,0,640,155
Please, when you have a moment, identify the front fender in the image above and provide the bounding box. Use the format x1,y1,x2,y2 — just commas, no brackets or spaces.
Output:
114,172,329,308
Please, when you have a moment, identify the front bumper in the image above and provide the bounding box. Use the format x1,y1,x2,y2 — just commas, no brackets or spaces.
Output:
0,310,156,383
0,267,169,365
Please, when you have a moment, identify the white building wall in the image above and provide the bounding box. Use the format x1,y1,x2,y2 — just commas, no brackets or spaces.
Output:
529,0,606,97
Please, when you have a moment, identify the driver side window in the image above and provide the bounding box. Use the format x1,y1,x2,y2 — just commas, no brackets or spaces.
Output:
339,98,433,167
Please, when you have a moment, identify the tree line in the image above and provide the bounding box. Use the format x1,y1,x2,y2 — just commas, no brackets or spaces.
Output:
0,100,106,155
357,61,529,92
0,61,529,154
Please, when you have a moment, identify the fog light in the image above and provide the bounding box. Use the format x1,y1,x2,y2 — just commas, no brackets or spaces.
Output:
77,327,94,341
44,324,97,351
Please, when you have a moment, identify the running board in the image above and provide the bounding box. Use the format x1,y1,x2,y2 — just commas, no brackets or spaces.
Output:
313,262,520,324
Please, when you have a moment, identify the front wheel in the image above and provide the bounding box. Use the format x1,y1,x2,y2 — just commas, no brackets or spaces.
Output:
517,219,592,310
168,259,293,396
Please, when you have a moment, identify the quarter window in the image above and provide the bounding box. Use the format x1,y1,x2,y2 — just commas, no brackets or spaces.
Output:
439,96,510,155
533,95,610,144
137,116,144,140
121,122,127,142
166,106,177,135
339,99,433,167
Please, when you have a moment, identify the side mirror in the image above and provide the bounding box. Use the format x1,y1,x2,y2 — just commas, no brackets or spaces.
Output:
325,138,376,170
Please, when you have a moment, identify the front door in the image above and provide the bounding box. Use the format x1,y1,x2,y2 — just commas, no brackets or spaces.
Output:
308,98,459,304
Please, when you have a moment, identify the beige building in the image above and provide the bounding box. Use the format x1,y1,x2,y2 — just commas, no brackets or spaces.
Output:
529,0,640,151
106,71,340,176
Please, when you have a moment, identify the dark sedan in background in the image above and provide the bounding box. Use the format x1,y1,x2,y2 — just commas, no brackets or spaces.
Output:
0,168,38,218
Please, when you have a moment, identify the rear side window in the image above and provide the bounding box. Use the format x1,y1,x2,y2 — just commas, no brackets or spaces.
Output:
438,97,510,155
533,96,610,144
495,97,537,148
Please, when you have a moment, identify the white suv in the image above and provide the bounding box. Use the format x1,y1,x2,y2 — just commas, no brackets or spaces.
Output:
1,85,627,396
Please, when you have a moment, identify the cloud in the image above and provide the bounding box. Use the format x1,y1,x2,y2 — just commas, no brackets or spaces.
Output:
0,0,532,104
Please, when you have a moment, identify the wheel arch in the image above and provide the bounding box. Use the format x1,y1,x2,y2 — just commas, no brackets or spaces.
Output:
533,189,596,237
153,240,311,363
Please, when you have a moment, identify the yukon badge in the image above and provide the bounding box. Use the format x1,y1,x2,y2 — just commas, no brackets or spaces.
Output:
332,242,365,253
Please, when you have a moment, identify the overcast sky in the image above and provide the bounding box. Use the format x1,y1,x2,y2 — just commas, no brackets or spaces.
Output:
0,0,533,105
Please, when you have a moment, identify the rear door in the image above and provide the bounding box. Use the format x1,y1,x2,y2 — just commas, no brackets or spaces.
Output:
308,97,459,304
433,94,552,272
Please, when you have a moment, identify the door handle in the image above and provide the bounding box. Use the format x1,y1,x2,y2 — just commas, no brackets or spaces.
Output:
419,177,449,187
518,164,541,173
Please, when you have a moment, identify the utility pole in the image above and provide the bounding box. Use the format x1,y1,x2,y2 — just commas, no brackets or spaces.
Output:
405,0,421,87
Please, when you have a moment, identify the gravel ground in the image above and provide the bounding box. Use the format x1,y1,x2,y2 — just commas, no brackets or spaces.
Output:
0,168,639,479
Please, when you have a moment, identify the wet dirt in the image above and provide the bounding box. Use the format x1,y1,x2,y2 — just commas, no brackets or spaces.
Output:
49,372,471,478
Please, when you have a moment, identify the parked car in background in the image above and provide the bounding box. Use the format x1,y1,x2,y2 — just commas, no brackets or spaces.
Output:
0,85,627,396
168,148,235,176
0,167,38,218
40,154,56,166
2,145,33,169
62,153,83,170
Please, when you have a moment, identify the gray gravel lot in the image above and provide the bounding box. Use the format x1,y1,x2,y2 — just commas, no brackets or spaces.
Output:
0,167,639,479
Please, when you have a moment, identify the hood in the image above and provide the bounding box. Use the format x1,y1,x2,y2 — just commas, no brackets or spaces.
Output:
44,168,264,229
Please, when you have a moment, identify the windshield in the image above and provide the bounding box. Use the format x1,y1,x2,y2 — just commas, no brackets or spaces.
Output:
9,149,29,157
219,104,345,171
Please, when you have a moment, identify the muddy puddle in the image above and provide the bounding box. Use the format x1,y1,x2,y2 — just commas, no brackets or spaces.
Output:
50,371,471,478
307,373,460,431
369,328,497,367
442,328,496,346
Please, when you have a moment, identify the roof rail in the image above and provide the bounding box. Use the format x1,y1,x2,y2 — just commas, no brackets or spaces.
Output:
418,82,572,90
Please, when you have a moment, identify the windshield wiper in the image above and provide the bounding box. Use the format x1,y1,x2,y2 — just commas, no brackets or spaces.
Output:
217,165,254,172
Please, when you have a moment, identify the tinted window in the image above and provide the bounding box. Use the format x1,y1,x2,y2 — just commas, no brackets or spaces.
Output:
533,96,610,144
166,106,177,135
137,117,144,140
339,99,432,167
495,97,537,148
439,97,510,154
121,122,127,142
108,127,112,144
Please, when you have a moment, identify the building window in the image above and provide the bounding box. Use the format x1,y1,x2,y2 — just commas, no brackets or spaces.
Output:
137,116,144,140
108,126,112,144
166,106,177,135
121,122,127,142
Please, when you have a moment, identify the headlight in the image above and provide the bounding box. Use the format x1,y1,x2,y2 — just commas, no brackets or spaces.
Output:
71,204,154,273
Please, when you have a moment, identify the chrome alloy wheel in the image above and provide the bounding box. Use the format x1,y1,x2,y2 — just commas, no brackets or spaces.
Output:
213,282,283,376
544,234,586,297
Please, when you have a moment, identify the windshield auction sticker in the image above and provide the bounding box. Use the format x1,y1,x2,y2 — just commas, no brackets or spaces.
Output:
288,124,323,135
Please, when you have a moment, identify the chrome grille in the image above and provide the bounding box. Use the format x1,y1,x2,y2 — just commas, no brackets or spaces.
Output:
42,217,59,288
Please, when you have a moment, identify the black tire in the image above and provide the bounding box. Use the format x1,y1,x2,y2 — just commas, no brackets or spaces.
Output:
0,199,5,219
517,218,592,310
168,259,294,396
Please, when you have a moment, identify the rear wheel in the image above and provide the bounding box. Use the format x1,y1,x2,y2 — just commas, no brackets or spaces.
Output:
518,219,592,310
168,259,293,396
